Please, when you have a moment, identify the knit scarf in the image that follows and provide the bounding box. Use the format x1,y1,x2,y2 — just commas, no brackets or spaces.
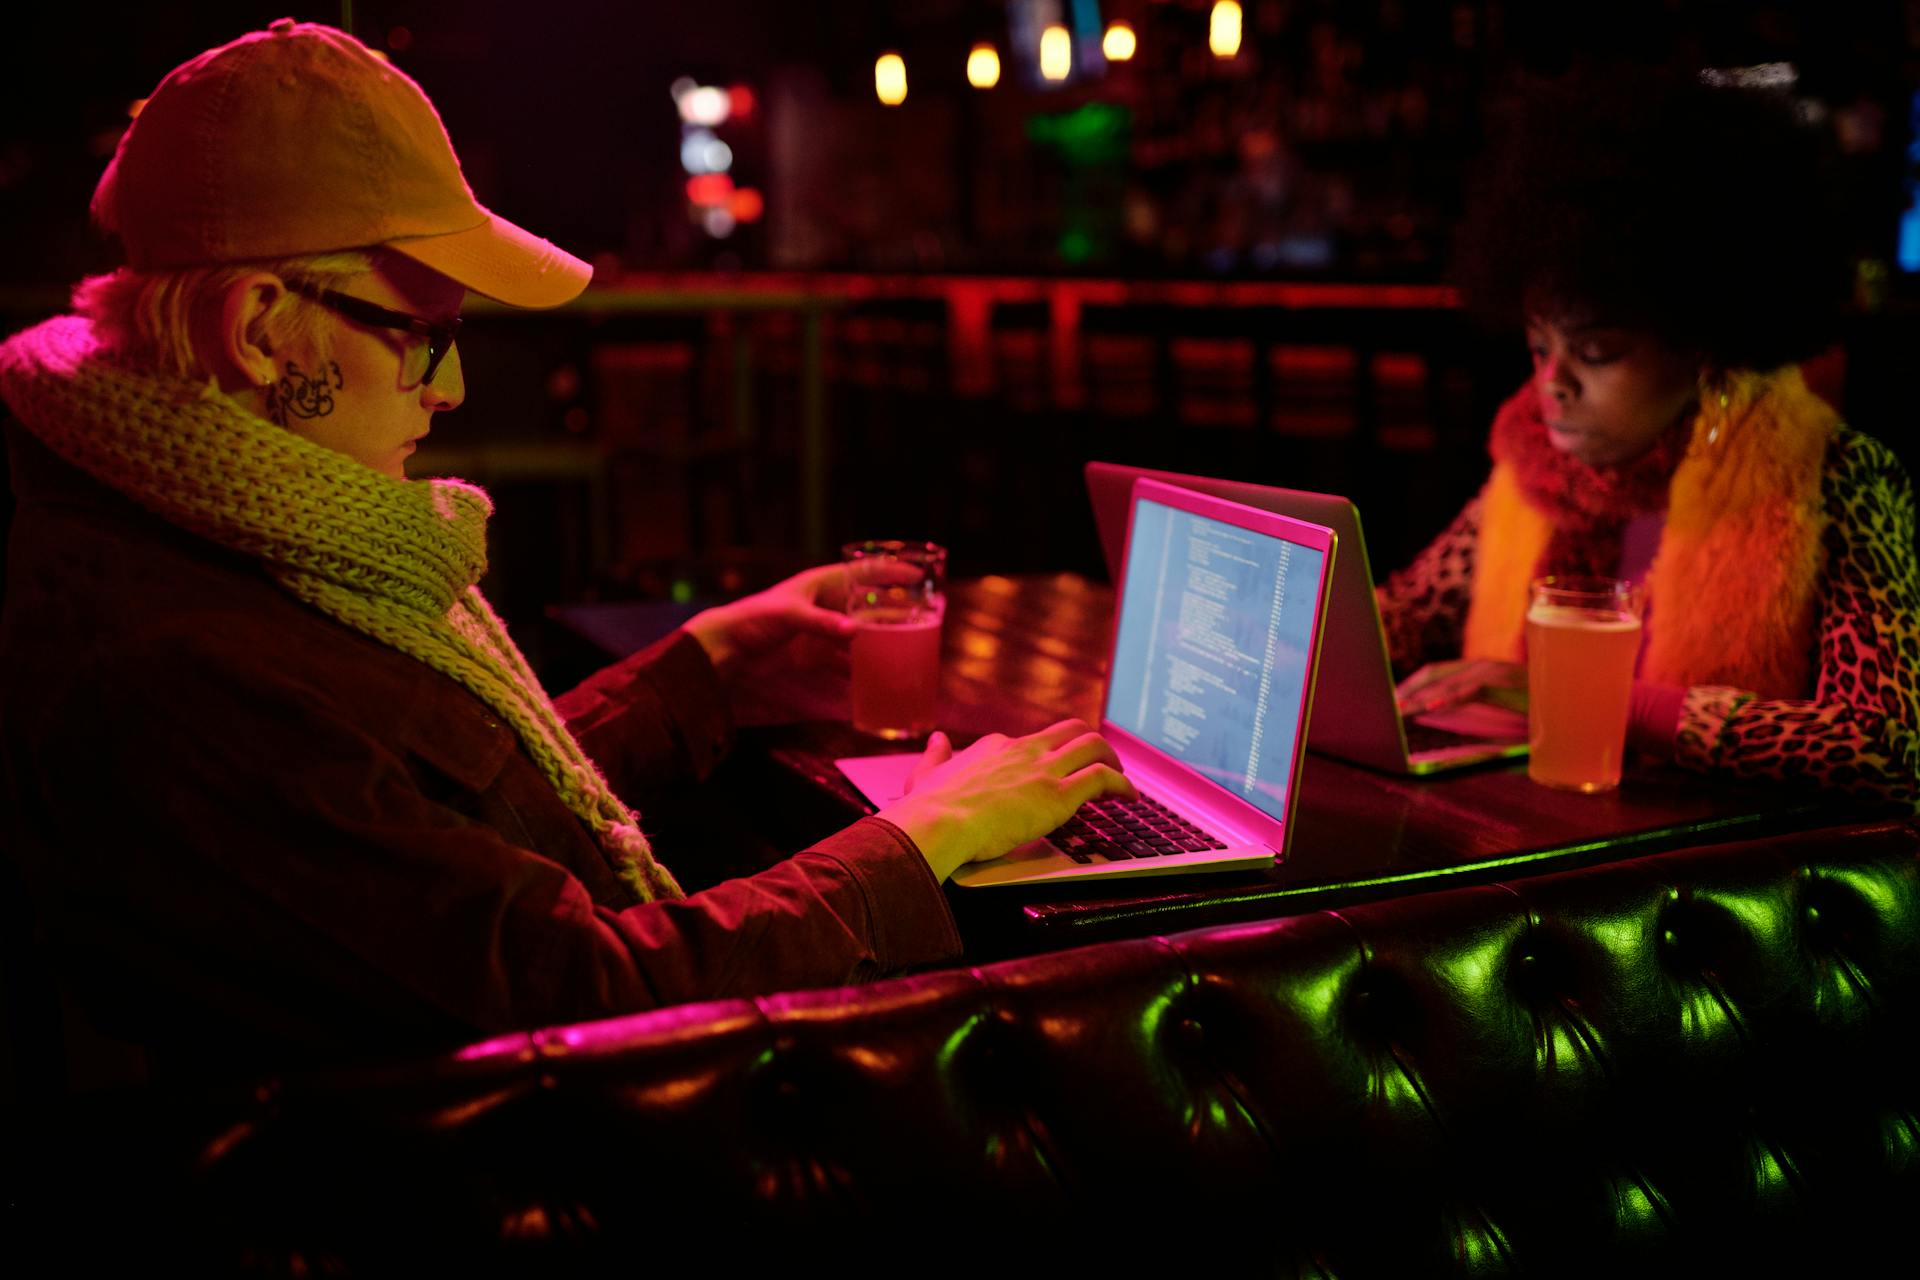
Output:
0,316,682,903
1462,367,1833,699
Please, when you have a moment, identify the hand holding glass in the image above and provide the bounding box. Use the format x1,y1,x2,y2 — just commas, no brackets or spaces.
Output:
1526,576,1643,792
843,540,946,740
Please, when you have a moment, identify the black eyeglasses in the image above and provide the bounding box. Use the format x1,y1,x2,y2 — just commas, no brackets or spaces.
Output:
285,279,462,387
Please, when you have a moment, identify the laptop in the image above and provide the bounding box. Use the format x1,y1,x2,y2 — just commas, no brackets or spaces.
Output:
1085,461,1529,775
836,477,1336,888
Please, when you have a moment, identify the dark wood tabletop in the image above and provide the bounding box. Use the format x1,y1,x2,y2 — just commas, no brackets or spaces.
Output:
571,573,1890,960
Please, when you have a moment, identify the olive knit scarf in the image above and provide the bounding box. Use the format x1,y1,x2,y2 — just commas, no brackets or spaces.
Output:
0,315,682,903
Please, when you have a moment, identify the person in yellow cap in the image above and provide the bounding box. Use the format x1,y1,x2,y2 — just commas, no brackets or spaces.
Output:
0,19,1133,1079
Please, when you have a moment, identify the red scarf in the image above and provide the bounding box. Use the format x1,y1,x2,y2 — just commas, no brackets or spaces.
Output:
1464,369,1833,698
1486,383,1689,580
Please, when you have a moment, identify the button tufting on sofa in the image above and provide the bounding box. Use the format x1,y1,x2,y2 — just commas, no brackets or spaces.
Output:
18,819,1920,1274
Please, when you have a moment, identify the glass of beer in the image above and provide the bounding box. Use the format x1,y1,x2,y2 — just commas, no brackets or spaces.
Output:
1526,576,1644,792
842,540,946,740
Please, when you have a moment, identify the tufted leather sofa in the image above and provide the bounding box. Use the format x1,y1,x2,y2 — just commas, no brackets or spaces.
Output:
50,818,1920,1275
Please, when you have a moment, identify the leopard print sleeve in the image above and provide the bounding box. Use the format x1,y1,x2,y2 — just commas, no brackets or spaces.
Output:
1672,430,1920,806
1376,490,1482,677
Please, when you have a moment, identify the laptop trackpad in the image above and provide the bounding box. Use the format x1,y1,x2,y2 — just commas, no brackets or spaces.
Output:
948,839,1073,887
833,752,918,807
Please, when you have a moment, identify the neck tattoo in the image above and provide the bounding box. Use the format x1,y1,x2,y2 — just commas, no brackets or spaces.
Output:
270,359,343,422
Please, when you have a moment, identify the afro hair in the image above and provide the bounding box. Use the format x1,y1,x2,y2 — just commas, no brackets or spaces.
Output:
1453,65,1852,372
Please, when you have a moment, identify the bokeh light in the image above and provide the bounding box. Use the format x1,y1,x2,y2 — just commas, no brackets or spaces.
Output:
728,187,765,223
875,53,908,106
1039,25,1072,82
967,43,1001,90
685,173,734,206
1209,2,1243,59
678,85,731,126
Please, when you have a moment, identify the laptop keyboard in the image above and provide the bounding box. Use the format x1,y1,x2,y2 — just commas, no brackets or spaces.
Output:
1047,795,1229,864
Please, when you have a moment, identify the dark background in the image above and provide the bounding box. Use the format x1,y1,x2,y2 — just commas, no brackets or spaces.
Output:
4,2,1917,674
4,2,1915,282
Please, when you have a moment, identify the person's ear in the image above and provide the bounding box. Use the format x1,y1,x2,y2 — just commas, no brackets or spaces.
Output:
208,273,288,392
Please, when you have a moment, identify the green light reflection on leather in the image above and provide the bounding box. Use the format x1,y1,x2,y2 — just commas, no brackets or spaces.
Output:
936,1010,986,1073
1136,985,1181,1041
1820,865,1907,920
1677,981,1740,1045
1702,890,1789,942
1452,1216,1510,1269
1289,964,1352,1023
1746,1137,1796,1200
1877,1108,1919,1165
1587,914,1652,961
1537,1020,1590,1074
1603,1171,1666,1234
1437,931,1510,994
1375,1059,1426,1113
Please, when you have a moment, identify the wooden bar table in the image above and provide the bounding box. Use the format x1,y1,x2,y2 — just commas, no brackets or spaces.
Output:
713,572,1889,961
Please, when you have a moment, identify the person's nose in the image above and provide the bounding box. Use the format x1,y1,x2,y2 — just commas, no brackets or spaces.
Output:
1536,352,1576,408
423,344,465,411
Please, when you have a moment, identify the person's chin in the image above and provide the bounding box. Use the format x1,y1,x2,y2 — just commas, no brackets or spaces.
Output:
1547,425,1615,468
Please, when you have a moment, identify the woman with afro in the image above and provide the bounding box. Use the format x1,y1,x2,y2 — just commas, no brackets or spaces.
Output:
1379,67,1919,804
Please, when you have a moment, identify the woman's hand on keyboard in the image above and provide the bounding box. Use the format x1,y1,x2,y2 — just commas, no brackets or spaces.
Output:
878,719,1138,882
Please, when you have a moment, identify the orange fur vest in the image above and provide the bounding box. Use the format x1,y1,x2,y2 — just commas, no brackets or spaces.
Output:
1461,367,1835,699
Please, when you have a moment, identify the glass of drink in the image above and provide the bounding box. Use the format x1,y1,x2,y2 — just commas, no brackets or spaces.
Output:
842,540,946,740
1526,576,1644,793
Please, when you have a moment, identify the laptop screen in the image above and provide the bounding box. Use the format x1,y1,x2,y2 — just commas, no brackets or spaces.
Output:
1104,494,1326,823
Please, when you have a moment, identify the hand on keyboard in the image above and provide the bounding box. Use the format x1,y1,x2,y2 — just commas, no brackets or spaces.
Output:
878,719,1139,882
1395,658,1526,717
1047,796,1229,864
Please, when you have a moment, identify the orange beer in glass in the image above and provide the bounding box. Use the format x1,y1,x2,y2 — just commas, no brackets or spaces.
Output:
1526,576,1643,792
843,540,946,740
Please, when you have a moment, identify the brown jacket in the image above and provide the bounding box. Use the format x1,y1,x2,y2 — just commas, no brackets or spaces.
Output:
1,427,961,1079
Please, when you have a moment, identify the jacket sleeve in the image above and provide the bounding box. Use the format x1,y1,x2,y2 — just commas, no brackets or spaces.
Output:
1671,433,1920,806
553,628,734,795
1375,490,1483,676
34,629,963,1054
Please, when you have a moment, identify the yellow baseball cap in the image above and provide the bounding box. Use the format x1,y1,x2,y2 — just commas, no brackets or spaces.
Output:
91,18,591,308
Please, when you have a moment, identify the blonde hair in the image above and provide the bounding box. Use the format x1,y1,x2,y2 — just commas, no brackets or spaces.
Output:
71,250,377,382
